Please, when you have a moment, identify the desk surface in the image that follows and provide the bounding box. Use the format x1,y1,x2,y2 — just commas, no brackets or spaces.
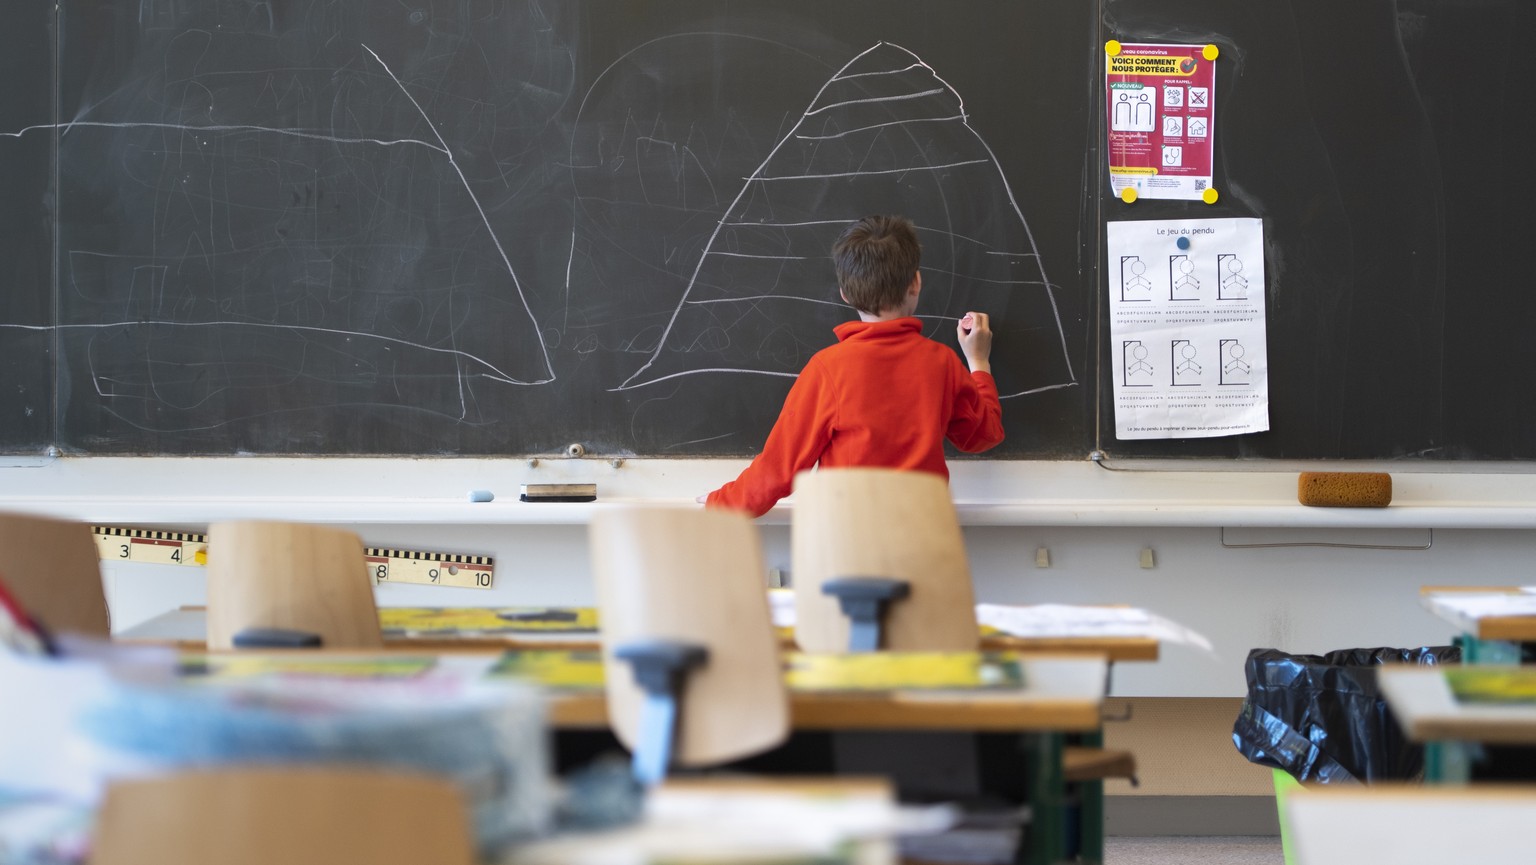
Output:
175,648,1108,734
1283,784,1536,865
1377,666,1536,745
544,653,1107,732
1419,586,1536,642
116,606,1161,662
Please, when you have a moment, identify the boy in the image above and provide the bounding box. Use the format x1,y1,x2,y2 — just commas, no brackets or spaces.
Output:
703,215,1004,517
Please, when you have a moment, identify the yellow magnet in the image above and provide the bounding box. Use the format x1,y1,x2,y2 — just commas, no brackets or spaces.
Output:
1105,41,1122,56
1202,187,1220,205
1203,44,1220,61
1120,187,1138,204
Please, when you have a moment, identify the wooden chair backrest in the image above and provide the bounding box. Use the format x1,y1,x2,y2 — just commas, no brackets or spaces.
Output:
205,520,382,650
0,511,110,637
791,468,978,653
91,766,475,865
589,505,788,767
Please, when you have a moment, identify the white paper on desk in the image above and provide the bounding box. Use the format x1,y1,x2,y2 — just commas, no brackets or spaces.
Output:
975,603,1215,653
768,588,796,629
1428,594,1536,619
509,787,954,865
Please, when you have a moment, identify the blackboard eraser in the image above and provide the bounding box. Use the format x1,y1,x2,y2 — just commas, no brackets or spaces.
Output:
1297,472,1392,508
520,483,597,503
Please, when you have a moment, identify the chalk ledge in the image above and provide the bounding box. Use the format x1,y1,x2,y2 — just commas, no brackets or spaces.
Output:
3,457,1536,529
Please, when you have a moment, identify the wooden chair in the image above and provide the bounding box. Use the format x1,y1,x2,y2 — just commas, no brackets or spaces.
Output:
205,520,382,650
0,511,110,637
91,766,475,865
588,505,789,783
790,468,978,653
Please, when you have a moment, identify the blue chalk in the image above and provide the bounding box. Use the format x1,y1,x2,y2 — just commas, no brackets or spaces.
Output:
1176,236,1191,250
468,490,495,503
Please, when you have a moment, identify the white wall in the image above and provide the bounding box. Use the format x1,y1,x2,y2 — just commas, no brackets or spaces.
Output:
7,455,1533,699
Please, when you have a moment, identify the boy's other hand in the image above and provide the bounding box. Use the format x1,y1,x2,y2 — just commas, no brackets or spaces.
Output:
957,311,993,374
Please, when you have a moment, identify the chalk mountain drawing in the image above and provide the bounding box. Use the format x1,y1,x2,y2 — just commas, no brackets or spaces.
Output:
616,42,1076,397
41,12,566,436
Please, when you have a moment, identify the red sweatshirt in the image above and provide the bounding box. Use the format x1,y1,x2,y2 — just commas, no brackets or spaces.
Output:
705,317,1004,517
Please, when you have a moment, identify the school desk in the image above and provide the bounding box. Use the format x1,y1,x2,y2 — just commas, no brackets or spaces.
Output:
1419,586,1536,664
549,653,1105,864
1377,665,1536,783
115,605,1162,663
172,648,1106,865
1281,784,1536,865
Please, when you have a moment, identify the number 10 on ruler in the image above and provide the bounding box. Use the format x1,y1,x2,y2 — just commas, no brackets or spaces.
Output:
367,550,495,590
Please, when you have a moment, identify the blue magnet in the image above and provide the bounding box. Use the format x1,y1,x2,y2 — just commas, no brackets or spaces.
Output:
1176,236,1191,250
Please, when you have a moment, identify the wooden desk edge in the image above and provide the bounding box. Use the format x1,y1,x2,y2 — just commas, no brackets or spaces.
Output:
1408,717,1536,747
120,630,1158,662
546,691,1102,733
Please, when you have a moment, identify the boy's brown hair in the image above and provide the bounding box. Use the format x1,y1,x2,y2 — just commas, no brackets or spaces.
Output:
832,215,921,315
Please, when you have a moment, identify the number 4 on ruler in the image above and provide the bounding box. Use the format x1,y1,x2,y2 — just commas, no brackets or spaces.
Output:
93,526,494,590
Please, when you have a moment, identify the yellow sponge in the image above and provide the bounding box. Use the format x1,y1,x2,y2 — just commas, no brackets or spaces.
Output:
1297,472,1392,508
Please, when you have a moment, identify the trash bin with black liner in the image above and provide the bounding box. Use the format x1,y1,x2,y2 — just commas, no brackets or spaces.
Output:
1232,646,1461,783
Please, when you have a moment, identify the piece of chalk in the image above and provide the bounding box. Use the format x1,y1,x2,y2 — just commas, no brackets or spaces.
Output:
1176,236,1190,250
960,313,974,332
1297,472,1392,508
468,490,495,503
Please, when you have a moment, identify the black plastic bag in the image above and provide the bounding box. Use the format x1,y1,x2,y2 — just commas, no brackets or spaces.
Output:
1231,646,1460,783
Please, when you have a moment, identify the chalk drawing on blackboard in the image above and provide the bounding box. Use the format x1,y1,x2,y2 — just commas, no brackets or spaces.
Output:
1123,341,1154,386
604,41,1077,399
1173,340,1202,385
33,22,567,435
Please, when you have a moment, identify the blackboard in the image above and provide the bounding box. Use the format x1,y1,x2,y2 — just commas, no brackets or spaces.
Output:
1101,0,1536,461
0,0,1092,457
3,1,1533,461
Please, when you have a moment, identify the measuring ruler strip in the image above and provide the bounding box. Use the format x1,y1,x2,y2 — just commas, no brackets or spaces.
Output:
93,526,208,567
92,526,495,589
366,547,495,590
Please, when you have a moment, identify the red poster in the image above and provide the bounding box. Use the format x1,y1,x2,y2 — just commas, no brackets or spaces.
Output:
1106,42,1218,203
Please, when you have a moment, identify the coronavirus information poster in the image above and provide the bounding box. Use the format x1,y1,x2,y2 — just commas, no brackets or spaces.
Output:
1106,42,1217,202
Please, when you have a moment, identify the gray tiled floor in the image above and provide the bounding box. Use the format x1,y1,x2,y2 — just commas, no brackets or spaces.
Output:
1107,836,1285,864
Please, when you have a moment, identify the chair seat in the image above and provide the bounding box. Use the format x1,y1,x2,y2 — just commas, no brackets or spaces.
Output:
1062,746,1138,782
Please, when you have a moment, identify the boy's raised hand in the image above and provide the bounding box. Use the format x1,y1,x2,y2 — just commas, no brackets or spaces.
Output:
957,311,993,374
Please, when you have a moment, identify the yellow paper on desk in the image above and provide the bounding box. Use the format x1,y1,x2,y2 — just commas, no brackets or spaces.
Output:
783,651,1023,692
379,606,599,635
487,649,606,690
1445,666,1536,705
183,654,438,681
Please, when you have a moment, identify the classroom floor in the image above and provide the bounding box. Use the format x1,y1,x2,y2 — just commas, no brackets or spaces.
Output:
1106,835,1283,864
